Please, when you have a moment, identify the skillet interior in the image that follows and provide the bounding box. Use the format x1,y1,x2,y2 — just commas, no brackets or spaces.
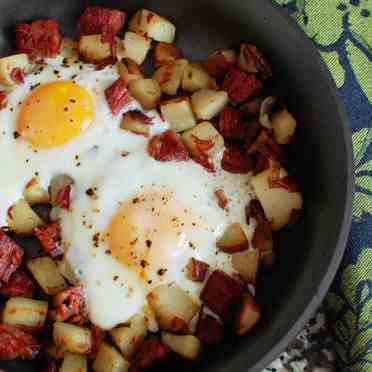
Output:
0,0,353,371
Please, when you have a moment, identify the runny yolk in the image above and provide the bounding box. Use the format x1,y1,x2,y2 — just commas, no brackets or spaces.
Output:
107,192,196,281
17,81,94,149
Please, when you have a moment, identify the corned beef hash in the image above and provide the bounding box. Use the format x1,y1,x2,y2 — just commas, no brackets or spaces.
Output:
0,5,303,371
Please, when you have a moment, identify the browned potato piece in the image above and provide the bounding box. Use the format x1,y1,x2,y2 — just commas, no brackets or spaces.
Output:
235,293,261,336
57,257,79,285
182,63,211,92
78,35,111,62
217,223,249,253
23,177,49,205
191,89,228,120
3,297,48,331
271,109,297,144
109,314,147,359
259,96,277,130
204,49,236,78
182,121,224,163
7,199,43,236
60,353,87,372
53,322,92,354
117,59,144,84
121,32,151,65
153,59,188,95
160,96,196,132
129,9,176,43
49,174,74,207
232,250,260,283
161,332,201,360
147,283,199,333
120,111,153,136
251,167,303,230
128,79,161,110
27,257,68,295
154,42,182,67
60,38,79,60
93,342,130,372
0,53,29,86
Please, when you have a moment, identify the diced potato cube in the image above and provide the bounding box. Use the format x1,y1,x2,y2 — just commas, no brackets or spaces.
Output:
109,314,147,359
60,353,87,372
57,257,79,285
128,79,161,110
120,111,152,136
232,250,260,283
27,257,68,295
78,35,111,62
160,97,196,132
7,198,43,236
122,32,151,65
154,42,181,67
129,9,176,43
3,297,48,331
60,38,79,60
53,322,92,354
116,59,144,84
161,332,201,360
216,223,249,253
191,89,228,120
182,121,224,163
182,63,211,92
251,167,303,230
147,283,199,333
0,54,29,86
93,342,130,372
235,293,261,336
271,109,297,144
23,177,49,205
153,59,188,95
49,174,74,207
204,49,236,78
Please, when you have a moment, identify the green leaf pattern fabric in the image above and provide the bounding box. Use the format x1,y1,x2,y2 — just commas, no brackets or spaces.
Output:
275,1,372,370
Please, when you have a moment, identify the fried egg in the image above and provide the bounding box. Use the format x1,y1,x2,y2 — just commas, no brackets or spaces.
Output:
0,56,255,331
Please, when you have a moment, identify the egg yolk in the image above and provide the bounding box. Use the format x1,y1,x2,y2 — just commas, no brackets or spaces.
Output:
17,81,94,148
107,192,196,281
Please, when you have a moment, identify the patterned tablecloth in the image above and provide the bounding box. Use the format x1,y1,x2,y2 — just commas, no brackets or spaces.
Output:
265,1,372,371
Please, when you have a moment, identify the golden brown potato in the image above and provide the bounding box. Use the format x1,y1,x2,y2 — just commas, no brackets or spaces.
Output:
161,332,201,360
235,293,261,336
232,250,260,283
251,167,303,230
109,314,147,359
128,79,161,110
93,342,130,372
78,35,111,62
121,32,151,65
160,96,196,132
153,59,188,95
129,9,176,43
204,49,236,78
182,121,224,163
23,177,49,205
154,42,182,67
191,89,229,120
116,59,144,84
27,257,68,295
217,223,249,253
120,111,153,136
60,353,87,372
147,283,199,333
60,38,79,60
49,174,74,207
182,63,211,92
271,109,297,144
0,53,29,86
7,198,43,236
3,297,48,331
53,322,92,354
57,257,79,285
